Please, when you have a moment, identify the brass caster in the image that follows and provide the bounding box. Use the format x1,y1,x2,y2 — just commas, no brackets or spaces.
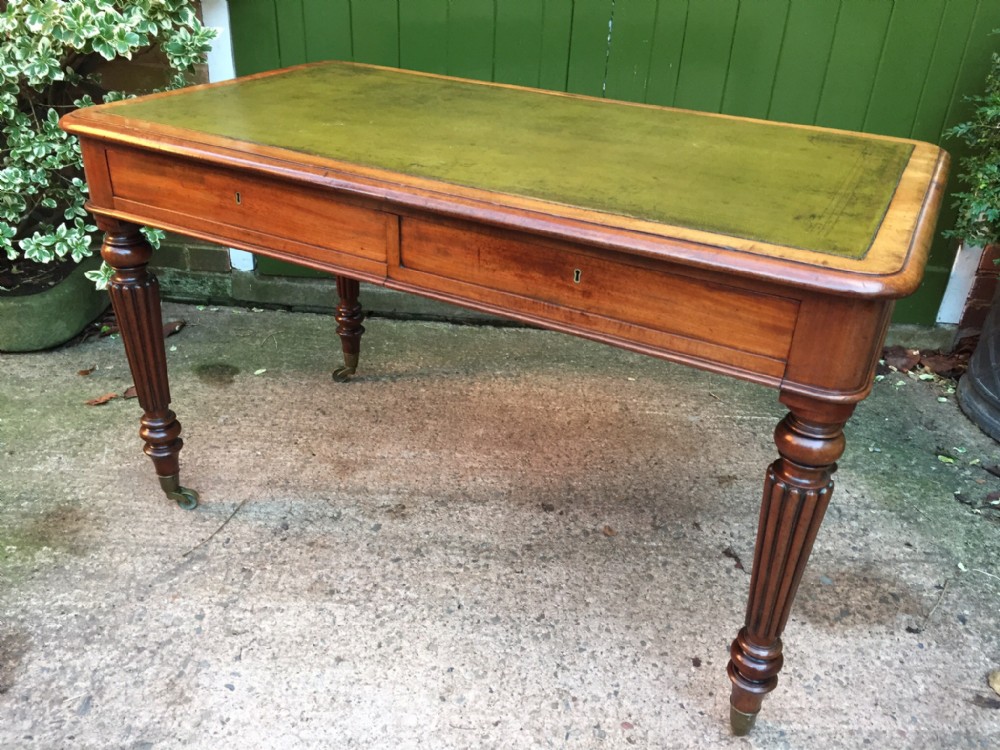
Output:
332,352,359,382
730,705,758,736
159,475,200,510
331,365,356,382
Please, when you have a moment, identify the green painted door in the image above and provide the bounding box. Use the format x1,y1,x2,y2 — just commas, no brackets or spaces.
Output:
227,0,1000,324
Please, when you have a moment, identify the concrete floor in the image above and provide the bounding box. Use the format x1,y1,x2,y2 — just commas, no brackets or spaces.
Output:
1,302,999,749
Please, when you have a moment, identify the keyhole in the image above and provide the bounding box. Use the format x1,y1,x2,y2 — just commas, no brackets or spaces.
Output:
235,191,242,205
573,268,582,284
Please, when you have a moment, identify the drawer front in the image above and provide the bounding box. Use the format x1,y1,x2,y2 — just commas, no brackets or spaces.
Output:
397,217,799,369
106,148,390,270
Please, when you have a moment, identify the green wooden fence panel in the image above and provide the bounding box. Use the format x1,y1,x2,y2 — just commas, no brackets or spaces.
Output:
494,2,543,87
672,0,740,113
814,1,894,132
603,0,658,103
766,0,840,125
228,0,1000,324
228,0,280,75
910,0,979,144
273,2,307,67
399,0,447,75
644,0,688,107
537,1,575,91
445,0,496,79
864,0,947,138
565,0,613,97
720,0,789,120
350,0,399,67
302,0,353,62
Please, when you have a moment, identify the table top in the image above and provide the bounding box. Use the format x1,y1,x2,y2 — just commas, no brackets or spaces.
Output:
63,62,948,295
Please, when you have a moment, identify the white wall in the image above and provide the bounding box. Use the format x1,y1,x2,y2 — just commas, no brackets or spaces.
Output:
201,0,254,272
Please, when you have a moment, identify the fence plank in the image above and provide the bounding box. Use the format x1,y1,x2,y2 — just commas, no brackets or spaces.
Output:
446,0,496,80
767,0,839,124
722,0,789,119
538,0,575,91
229,0,281,75
351,0,400,67
399,0,449,74
302,0,353,62
864,0,946,137
495,2,545,86
645,0,689,107
566,0,614,97
910,0,978,143
604,0,658,103
815,0,894,131
274,0,307,66
673,0,740,113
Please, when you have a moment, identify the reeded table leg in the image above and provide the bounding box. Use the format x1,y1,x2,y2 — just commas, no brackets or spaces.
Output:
727,396,854,734
332,274,365,382
99,219,198,509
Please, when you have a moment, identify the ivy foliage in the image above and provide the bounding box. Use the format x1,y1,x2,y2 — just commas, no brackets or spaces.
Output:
0,0,215,286
945,40,1000,247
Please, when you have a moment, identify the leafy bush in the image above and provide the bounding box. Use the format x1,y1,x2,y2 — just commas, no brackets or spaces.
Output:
945,38,1000,247
1,0,215,287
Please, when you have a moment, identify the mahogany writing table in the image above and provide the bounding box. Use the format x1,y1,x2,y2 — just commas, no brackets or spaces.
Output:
61,62,948,734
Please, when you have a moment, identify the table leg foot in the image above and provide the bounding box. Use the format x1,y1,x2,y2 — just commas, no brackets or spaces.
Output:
726,396,854,733
159,474,200,510
729,705,758,736
333,275,364,381
332,352,359,382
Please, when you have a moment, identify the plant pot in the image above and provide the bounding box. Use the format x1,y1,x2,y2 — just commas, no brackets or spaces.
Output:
959,287,1000,442
0,255,109,352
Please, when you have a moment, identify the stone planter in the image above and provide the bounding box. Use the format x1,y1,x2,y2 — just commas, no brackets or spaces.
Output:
959,285,1000,442
0,255,109,352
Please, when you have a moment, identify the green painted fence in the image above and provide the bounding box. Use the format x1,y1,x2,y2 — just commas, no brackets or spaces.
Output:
227,0,1000,325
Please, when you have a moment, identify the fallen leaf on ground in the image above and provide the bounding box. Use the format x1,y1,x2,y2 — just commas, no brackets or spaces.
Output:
253,368,267,376
989,670,1000,696
85,393,118,406
123,385,138,399
883,346,920,372
920,352,967,379
77,367,95,376
602,525,618,537
163,320,185,337
722,546,745,571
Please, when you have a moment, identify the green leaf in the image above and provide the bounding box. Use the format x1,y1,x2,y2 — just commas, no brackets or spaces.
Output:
4,0,208,269
84,264,112,290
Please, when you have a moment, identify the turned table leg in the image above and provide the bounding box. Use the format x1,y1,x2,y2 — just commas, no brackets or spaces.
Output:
99,219,199,509
332,274,365,382
727,396,854,734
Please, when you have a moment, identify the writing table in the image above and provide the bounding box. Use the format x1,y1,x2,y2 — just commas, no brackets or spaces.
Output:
61,62,948,734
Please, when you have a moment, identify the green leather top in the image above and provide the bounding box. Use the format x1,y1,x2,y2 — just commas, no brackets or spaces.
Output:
111,63,913,259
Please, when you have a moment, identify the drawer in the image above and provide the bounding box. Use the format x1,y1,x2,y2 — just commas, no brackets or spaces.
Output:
396,217,799,369
106,148,391,271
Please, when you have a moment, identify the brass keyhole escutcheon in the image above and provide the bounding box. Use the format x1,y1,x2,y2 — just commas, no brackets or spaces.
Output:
235,191,242,205
573,268,582,284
